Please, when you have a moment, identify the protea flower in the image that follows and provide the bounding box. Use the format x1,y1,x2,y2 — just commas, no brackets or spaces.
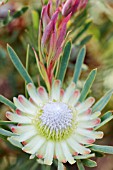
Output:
6,80,103,165
62,0,88,17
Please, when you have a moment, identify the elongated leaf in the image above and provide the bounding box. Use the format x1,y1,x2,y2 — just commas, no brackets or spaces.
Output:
89,144,113,154
82,159,97,168
0,134,7,141
79,69,97,102
74,154,95,160
32,10,39,30
73,21,92,43
0,128,14,136
58,41,71,82
0,7,28,27
92,89,113,112
0,121,17,125
0,95,16,110
7,45,33,84
8,137,23,148
73,46,86,83
79,35,92,46
95,111,113,130
77,160,85,170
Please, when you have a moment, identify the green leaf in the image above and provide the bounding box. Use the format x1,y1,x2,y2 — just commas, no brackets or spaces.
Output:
58,41,71,83
0,95,16,110
79,35,92,46
92,89,113,112
32,10,39,30
0,7,28,27
79,69,97,102
82,159,97,168
0,121,17,125
0,128,14,136
8,136,23,148
7,44,33,84
77,160,85,170
89,144,113,154
74,153,95,160
73,21,92,43
73,46,86,83
95,111,113,130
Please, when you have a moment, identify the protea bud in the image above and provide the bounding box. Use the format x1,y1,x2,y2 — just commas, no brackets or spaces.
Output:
62,0,88,17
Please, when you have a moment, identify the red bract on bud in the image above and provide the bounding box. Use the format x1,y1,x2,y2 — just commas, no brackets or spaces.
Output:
62,0,88,17
37,1,71,90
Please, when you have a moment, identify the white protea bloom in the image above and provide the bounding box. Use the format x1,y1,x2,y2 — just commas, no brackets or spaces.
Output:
6,80,103,165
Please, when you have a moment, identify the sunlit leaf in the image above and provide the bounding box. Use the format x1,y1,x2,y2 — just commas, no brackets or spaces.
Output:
79,69,97,102
92,89,113,112
95,111,113,130
0,95,16,110
7,44,33,84
89,144,113,154
82,159,97,168
58,41,71,83
77,160,85,170
73,46,86,83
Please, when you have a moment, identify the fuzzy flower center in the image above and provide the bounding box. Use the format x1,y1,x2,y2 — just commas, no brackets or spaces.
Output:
35,102,76,141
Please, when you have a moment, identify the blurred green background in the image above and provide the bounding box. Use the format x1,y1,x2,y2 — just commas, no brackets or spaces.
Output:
0,0,113,169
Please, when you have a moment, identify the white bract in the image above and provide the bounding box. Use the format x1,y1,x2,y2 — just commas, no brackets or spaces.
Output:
6,80,103,165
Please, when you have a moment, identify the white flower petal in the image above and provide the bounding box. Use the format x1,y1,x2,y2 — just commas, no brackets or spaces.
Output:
27,83,42,106
76,97,95,114
55,142,66,163
23,136,46,154
37,86,48,102
77,128,104,139
67,137,91,155
78,111,101,121
78,118,101,128
51,80,61,101
61,141,76,164
62,82,76,103
73,133,95,144
11,125,35,134
13,129,37,142
6,111,32,124
44,141,54,165
68,89,80,106
18,95,37,114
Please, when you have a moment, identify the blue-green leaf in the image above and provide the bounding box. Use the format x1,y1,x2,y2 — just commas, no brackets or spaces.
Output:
82,159,97,168
89,144,113,154
73,46,86,83
92,89,113,112
8,136,23,148
0,121,17,125
77,160,85,170
58,41,71,83
0,128,14,136
0,95,16,110
79,69,97,102
95,111,113,130
7,44,33,84
74,154,95,160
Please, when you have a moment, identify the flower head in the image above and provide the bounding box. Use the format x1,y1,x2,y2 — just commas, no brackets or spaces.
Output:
6,80,103,165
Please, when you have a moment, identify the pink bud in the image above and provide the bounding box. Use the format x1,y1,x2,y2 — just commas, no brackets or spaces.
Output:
62,0,88,17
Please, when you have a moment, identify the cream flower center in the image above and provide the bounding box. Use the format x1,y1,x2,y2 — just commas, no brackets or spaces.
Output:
35,102,76,141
